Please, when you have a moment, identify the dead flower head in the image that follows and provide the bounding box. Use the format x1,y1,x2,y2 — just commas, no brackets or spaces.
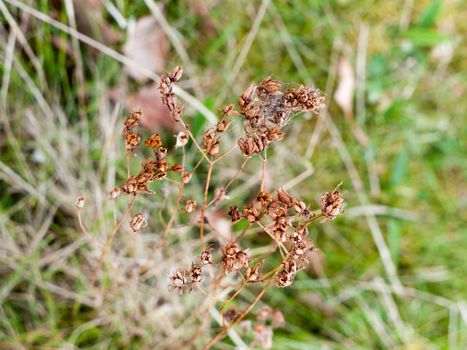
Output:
320,183,344,221
169,269,190,295
144,133,162,148
75,195,86,209
130,213,147,232
184,199,197,213
182,172,192,184
109,186,121,200
200,247,213,265
203,129,220,156
221,241,249,274
159,66,184,122
123,130,141,153
228,206,241,223
175,131,189,148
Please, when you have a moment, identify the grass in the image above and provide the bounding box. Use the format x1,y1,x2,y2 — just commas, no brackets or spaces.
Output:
0,0,466,349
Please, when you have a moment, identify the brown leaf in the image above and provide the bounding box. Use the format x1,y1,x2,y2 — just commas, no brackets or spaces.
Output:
110,84,177,131
126,85,178,131
123,15,169,81
334,57,355,118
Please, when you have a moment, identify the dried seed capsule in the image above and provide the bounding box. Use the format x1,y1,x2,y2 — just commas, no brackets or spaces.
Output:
184,199,197,213
130,213,147,232
75,195,86,209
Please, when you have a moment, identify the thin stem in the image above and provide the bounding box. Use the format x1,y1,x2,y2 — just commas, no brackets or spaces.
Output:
77,210,102,247
180,120,212,164
220,281,247,312
91,199,134,285
256,221,288,257
199,163,213,249
213,144,238,164
192,155,205,173
126,153,130,178
260,150,267,192
224,157,250,192
203,280,273,350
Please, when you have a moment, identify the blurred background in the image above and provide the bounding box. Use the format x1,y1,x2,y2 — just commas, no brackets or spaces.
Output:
0,0,466,349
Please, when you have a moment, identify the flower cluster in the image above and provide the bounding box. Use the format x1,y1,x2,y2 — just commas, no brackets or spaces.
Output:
237,77,325,156
122,110,142,152
169,248,213,294
202,105,235,157
158,66,184,122
320,183,345,221
91,65,344,348
220,241,249,274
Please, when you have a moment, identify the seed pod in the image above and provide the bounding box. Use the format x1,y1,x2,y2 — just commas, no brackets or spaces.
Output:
130,213,147,232
75,195,86,209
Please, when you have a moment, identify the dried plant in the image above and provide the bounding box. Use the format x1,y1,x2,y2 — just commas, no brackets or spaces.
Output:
77,66,343,349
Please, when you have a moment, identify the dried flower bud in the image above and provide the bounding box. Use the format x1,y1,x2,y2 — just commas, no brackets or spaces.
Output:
109,186,122,200
242,205,259,223
275,259,299,288
130,213,147,232
238,84,256,109
182,172,192,184
221,104,236,117
216,118,231,132
200,248,213,265
171,164,184,173
224,307,241,324
266,127,285,141
292,200,307,213
320,184,344,221
246,261,264,283
190,263,203,283
175,131,189,148
221,241,249,273
258,77,282,95
277,189,294,206
238,137,257,156
75,195,86,209
256,191,272,206
124,130,141,152
168,66,183,82
184,199,197,213
228,206,241,223
123,110,142,129
144,133,162,148
169,270,189,295
203,129,220,156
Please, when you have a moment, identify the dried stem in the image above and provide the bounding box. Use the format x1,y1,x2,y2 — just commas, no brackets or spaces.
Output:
199,162,213,249
91,199,134,285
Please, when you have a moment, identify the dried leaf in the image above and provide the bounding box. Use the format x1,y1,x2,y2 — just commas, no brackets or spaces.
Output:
110,84,177,131
123,15,169,81
334,57,355,118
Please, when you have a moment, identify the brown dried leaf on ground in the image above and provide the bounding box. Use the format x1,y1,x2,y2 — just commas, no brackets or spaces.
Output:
123,15,169,81
110,85,178,131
